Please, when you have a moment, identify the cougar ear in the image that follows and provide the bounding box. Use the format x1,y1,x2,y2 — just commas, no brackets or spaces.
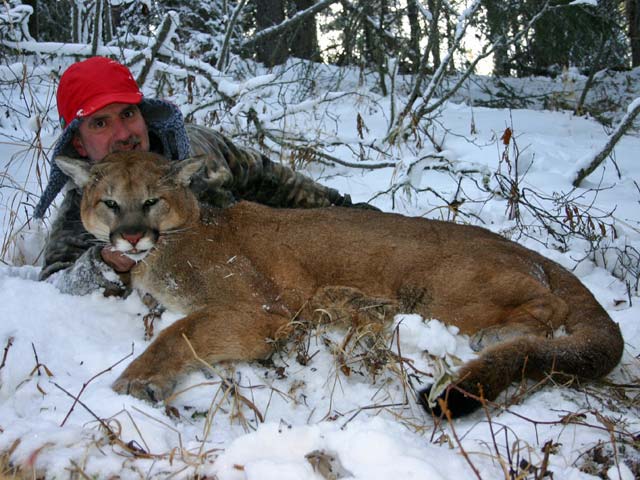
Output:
55,156,92,188
173,157,205,187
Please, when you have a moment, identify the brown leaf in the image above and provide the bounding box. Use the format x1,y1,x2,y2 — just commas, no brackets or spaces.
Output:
501,127,512,145
165,405,180,419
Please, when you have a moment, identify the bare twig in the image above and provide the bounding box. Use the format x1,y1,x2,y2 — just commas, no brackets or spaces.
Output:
246,107,396,170
60,344,135,427
0,336,14,370
439,397,483,480
52,382,154,458
180,333,265,423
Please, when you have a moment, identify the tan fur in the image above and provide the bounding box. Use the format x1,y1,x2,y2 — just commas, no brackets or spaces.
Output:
57,152,624,416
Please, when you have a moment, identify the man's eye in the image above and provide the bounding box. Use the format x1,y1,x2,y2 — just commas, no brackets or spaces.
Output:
123,108,138,119
103,199,119,211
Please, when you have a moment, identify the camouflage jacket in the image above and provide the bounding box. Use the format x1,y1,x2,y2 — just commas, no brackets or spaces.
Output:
40,124,355,294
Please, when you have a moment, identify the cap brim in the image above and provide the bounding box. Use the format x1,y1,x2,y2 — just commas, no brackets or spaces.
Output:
76,91,144,119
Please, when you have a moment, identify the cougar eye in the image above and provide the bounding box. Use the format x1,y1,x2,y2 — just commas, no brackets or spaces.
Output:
103,199,119,211
143,198,159,210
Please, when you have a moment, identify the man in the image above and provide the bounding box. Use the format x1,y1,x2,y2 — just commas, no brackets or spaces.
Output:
34,57,358,295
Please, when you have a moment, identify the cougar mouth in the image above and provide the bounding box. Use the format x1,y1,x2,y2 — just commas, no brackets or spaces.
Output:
123,250,151,262
111,229,159,261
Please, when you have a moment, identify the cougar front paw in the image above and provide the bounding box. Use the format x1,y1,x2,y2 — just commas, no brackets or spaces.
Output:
112,372,176,403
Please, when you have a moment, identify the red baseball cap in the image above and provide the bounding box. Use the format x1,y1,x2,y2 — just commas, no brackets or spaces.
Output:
57,57,143,127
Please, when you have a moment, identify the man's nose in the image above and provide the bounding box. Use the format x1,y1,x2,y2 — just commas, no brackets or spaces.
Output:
112,118,132,141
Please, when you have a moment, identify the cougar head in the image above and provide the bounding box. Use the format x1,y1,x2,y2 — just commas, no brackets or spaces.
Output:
56,151,202,260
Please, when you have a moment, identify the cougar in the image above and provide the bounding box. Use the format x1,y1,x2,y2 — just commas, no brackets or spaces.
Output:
55,151,624,418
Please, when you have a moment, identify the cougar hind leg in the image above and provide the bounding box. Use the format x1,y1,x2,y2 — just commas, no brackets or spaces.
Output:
422,291,571,418
420,336,539,418
113,304,287,403
469,293,567,351
470,323,548,352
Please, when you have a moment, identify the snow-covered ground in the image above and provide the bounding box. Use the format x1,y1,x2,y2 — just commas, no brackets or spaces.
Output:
0,58,638,479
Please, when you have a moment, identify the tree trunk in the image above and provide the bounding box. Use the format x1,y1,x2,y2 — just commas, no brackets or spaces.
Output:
255,0,288,67
483,0,510,76
407,0,421,73
427,0,441,70
627,0,640,67
290,0,321,61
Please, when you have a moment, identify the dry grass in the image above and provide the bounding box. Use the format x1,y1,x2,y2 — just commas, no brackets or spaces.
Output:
0,441,38,480
0,291,638,478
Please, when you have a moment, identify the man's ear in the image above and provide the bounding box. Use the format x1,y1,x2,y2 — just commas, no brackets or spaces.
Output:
173,157,204,187
55,156,92,188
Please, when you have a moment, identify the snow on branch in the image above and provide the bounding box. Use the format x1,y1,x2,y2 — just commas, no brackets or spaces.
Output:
0,39,137,58
132,11,180,88
415,2,433,22
216,0,249,71
572,97,640,187
0,4,34,42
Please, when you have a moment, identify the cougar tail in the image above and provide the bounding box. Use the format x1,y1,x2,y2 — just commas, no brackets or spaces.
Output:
419,307,624,419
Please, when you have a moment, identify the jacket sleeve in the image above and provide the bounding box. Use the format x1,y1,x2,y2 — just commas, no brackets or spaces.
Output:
39,188,128,296
186,124,356,208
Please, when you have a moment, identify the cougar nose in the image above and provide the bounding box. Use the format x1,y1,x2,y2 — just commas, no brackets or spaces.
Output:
121,232,143,246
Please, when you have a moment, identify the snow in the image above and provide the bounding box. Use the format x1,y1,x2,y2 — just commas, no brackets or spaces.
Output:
1,57,639,478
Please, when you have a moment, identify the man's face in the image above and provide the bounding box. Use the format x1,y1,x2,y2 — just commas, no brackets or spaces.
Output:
72,103,150,162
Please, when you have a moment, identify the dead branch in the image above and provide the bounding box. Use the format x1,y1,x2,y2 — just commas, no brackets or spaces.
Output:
246,108,396,170
135,12,178,88
52,381,154,458
573,97,640,187
575,36,608,116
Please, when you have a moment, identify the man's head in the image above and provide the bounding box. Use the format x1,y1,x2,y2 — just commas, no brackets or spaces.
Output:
57,57,150,162
34,57,190,219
